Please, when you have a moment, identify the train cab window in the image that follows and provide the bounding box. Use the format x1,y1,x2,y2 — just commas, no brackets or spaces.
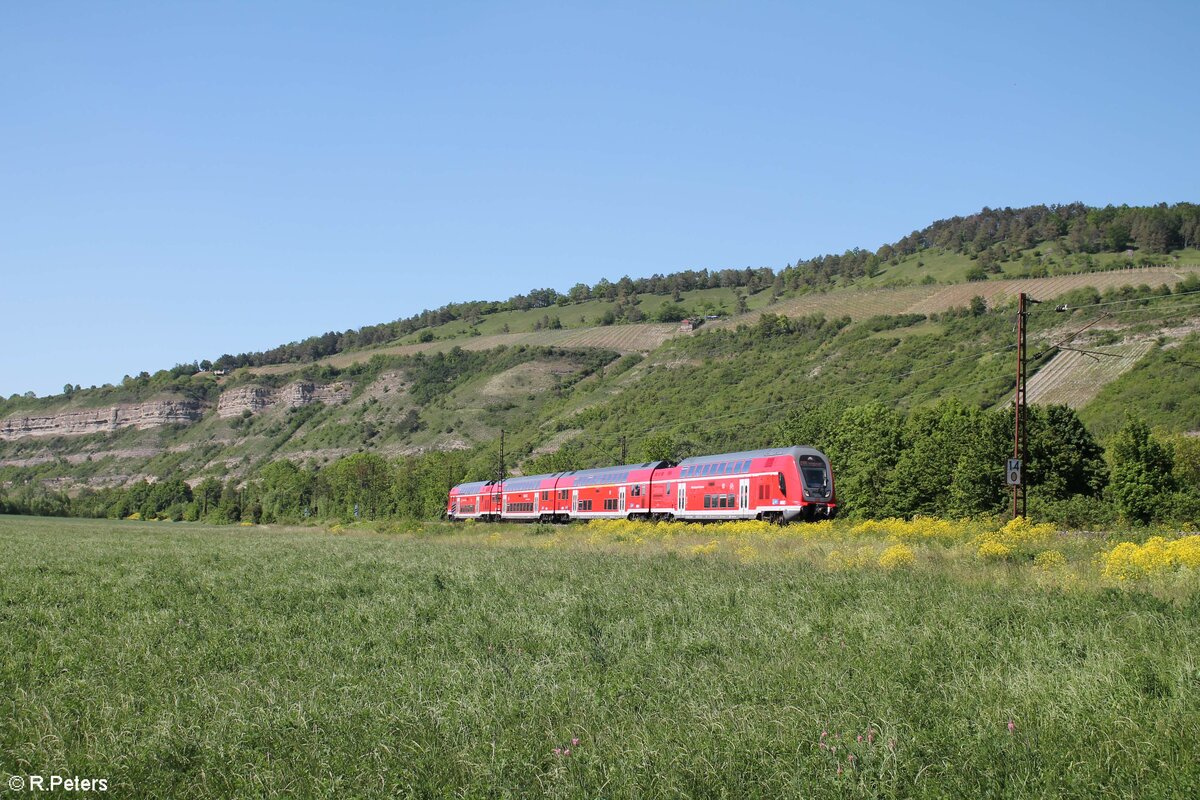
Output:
802,467,828,488
778,473,787,495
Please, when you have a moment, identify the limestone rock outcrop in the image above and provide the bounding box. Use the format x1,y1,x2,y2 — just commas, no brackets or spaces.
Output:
0,399,206,441
216,381,352,418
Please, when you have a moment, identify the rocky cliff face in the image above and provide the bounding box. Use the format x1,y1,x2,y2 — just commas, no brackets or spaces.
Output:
0,381,353,442
0,399,206,441
216,381,353,418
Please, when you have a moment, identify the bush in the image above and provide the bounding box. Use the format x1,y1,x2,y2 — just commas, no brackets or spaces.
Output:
878,543,915,569
1031,495,1117,529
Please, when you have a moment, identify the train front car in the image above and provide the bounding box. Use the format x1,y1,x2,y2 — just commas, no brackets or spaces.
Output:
793,447,836,521
669,446,836,523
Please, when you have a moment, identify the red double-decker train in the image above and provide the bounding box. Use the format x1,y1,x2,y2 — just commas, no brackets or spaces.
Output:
447,446,836,524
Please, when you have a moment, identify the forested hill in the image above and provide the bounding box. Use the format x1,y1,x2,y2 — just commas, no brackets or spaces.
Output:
4,202,1200,529
98,202,1200,378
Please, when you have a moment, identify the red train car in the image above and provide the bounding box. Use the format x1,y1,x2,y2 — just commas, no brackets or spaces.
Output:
448,446,836,523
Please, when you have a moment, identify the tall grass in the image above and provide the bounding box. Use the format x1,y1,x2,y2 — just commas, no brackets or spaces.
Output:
1,516,1197,798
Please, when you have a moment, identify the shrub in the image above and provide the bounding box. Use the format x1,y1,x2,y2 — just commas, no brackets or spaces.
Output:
878,544,915,569
1100,535,1200,580
1033,550,1067,570
974,516,1056,560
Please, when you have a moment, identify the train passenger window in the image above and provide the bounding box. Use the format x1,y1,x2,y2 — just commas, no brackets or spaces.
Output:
632,484,641,497
704,495,711,509
728,494,736,507
718,495,727,509
560,490,568,500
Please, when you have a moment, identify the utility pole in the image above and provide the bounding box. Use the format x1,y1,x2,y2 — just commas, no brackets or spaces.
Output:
620,435,627,464
1011,292,1039,518
497,429,506,519
498,429,506,486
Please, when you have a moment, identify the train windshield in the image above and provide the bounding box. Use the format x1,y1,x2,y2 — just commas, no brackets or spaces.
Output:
801,466,828,489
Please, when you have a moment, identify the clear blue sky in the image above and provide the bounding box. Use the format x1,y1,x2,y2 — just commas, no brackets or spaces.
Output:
2,1,1197,398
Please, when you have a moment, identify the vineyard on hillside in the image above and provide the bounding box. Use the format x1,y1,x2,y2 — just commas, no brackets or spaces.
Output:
1025,340,1156,408
906,267,1200,315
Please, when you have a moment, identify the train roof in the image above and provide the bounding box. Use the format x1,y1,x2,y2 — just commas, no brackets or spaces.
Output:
566,461,664,486
498,473,564,492
677,446,826,466
452,480,495,493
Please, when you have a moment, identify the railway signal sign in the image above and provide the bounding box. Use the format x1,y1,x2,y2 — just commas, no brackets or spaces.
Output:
1006,458,1022,487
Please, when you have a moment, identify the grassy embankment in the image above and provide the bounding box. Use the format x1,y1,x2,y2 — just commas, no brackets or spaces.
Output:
2,515,1198,798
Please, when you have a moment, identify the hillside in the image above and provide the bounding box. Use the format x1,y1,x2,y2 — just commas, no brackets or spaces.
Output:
4,204,1200,517
45,201,1183,378
3,265,1200,499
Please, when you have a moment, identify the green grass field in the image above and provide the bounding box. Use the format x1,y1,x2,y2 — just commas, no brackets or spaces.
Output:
2,516,1198,798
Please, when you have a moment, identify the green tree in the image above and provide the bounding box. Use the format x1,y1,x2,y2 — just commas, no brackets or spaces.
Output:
1026,405,1108,501
194,477,223,519
322,452,394,520
258,460,314,522
825,403,905,518
1107,418,1173,523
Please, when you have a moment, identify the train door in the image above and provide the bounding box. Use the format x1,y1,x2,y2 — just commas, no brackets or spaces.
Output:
677,482,686,513
534,491,540,515
619,486,626,514
572,489,579,514
739,478,749,514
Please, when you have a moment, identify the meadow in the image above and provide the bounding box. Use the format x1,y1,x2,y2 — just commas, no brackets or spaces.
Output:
1,515,1198,798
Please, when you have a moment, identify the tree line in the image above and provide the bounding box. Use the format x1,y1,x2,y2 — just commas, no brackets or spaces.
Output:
4,401,1197,529
778,202,1200,290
